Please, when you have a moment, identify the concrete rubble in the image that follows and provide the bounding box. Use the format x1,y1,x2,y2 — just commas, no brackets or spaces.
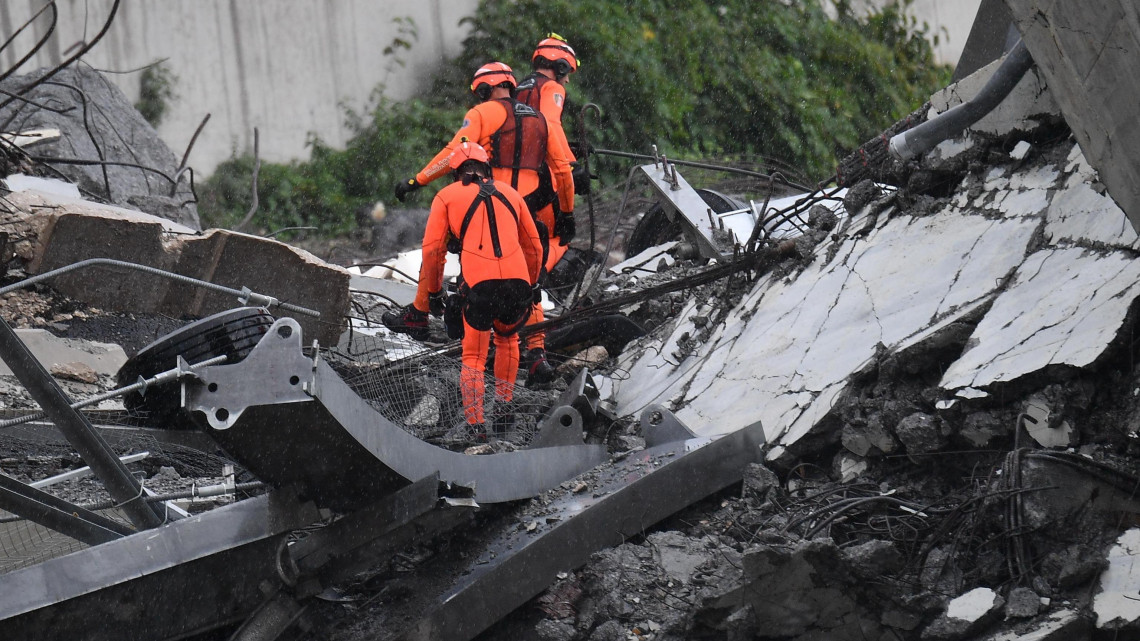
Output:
5,4,1140,641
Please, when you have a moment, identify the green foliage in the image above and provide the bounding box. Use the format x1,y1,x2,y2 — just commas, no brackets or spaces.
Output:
200,0,950,236
135,61,177,126
456,0,950,178
199,98,464,236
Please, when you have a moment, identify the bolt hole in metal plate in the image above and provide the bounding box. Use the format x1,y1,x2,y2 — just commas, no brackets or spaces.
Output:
187,318,315,431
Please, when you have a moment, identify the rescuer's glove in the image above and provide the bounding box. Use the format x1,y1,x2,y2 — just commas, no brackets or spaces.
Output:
532,283,544,304
394,178,421,202
428,290,446,317
571,162,592,195
553,211,575,246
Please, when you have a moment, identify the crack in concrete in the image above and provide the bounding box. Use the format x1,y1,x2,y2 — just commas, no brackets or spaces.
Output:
932,219,999,321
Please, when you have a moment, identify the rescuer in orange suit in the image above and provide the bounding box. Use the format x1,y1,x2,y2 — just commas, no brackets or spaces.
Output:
514,33,586,385
384,141,543,438
394,61,574,386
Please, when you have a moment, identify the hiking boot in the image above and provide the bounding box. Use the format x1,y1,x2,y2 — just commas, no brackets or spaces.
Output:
521,347,555,387
381,305,429,341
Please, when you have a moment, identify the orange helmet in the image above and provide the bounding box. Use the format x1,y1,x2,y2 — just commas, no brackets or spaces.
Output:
471,62,516,100
532,33,579,77
448,139,491,171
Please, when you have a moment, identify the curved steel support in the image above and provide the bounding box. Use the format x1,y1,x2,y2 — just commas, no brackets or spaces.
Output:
187,319,607,509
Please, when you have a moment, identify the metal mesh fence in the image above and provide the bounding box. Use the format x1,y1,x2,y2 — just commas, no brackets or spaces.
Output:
325,331,560,448
0,408,237,575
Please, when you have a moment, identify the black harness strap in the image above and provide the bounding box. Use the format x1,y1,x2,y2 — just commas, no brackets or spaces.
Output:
457,179,518,259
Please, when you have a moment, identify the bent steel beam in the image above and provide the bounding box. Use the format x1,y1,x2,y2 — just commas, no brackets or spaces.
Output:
395,414,766,641
0,489,319,640
0,472,133,545
186,318,608,511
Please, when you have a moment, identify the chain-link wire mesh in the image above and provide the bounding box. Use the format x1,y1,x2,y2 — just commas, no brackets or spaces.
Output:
326,332,560,448
0,408,237,575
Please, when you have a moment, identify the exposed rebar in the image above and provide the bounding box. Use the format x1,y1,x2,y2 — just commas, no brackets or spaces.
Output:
0,257,321,317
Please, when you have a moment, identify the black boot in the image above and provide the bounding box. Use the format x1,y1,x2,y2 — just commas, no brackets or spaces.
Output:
521,347,555,387
381,304,429,341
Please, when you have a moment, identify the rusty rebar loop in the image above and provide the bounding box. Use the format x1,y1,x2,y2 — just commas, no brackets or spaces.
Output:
0,2,58,85
745,170,795,250
0,0,121,112
178,166,199,209
0,257,321,317
571,164,644,310
38,79,111,199
0,86,73,114
234,127,261,232
170,113,211,197
26,155,175,185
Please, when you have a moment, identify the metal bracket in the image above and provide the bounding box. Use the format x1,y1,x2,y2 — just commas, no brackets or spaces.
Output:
640,162,732,260
531,368,601,448
184,318,315,430
640,404,697,448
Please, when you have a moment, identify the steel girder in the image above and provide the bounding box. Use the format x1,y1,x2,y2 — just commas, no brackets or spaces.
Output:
185,318,608,511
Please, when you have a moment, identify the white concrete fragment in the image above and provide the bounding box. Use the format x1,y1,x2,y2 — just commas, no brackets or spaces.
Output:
362,248,459,284
955,388,989,399
941,248,1140,390
1045,179,1139,248
1010,140,1032,160
0,128,60,148
947,587,999,622
1094,528,1140,628
610,241,678,274
932,137,974,161
4,174,81,199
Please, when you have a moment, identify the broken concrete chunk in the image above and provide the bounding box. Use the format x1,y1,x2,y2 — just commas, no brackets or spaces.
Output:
929,54,1060,137
1003,587,1041,619
1094,528,1140,631
941,248,1140,391
0,329,126,377
1010,141,1032,160
49,362,99,384
840,539,903,579
894,412,945,456
742,462,779,502
922,587,1004,640
1040,544,1104,590
0,66,200,229
842,179,882,216
1021,400,1076,448
833,451,868,482
959,412,1006,448
841,416,898,457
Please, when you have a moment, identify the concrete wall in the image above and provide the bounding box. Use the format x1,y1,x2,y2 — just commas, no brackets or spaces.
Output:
0,0,976,177
0,0,477,174
1005,0,1140,233
841,0,983,65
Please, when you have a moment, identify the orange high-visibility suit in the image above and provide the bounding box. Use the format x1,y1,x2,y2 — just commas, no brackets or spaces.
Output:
414,98,574,219
415,176,543,426
515,72,577,351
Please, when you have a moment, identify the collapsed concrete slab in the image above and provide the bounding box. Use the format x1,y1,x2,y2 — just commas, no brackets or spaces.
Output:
16,191,348,345
609,125,1140,464
613,201,1038,452
0,330,126,378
